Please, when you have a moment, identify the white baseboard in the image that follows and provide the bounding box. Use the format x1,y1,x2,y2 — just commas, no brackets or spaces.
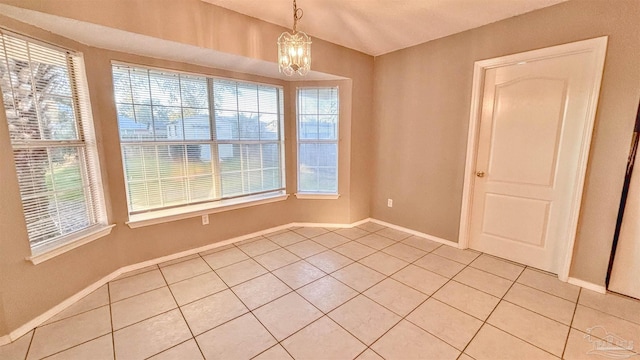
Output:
366,219,608,296
3,218,372,343
292,218,372,229
368,218,459,248
7,268,122,344
567,277,607,294
116,223,296,276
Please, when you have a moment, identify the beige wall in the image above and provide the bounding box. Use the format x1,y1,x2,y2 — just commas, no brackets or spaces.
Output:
371,0,640,285
0,2,373,337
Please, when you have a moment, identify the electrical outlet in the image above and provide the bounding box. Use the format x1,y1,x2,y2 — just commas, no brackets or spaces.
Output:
387,199,393,207
202,214,209,225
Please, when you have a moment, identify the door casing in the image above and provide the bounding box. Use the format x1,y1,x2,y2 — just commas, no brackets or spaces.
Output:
458,37,608,282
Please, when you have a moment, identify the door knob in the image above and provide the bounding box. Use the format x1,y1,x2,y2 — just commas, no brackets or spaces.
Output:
476,171,485,177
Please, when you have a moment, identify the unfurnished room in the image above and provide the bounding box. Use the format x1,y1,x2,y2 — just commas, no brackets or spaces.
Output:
0,0,639,359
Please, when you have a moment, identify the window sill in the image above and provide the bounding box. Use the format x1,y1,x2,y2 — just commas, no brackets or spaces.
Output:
127,191,290,229
294,193,341,200
27,224,116,265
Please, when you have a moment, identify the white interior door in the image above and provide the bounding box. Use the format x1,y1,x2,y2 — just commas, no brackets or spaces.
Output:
468,51,601,274
609,168,640,299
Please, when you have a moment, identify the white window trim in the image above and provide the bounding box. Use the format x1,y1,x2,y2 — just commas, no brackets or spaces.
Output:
127,191,289,228
0,30,111,256
27,224,115,265
294,193,340,200
296,87,340,196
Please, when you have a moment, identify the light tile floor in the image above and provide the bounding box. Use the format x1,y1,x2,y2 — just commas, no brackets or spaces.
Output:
2,223,640,359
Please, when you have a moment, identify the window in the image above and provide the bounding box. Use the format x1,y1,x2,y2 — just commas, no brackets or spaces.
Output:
297,87,339,194
0,31,107,253
112,64,285,216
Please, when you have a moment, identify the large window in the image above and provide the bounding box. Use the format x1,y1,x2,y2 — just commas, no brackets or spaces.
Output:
0,31,107,252
297,87,339,194
112,64,285,215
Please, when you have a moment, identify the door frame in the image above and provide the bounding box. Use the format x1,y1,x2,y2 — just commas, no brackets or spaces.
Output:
458,37,608,281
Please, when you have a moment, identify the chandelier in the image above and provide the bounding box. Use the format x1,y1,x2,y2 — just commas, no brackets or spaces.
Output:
277,0,311,76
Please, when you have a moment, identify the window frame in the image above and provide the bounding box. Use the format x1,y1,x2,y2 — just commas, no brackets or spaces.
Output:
0,30,112,263
295,86,340,197
111,62,287,225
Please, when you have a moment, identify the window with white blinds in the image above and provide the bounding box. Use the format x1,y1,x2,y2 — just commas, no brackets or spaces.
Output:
0,31,107,251
297,87,339,194
112,64,285,215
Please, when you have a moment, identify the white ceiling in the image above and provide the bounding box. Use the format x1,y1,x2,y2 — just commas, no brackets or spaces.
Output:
0,1,568,80
202,0,567,56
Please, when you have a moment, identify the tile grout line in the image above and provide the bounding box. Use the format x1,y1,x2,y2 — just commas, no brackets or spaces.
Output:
36,286,113,328
158,255,202,269
7,229,415,328
513,278,579,304
3,232,600,358
351,347,371,360
154,261,208,360
239,228,409,358
312,246,430,300
403,297,484,352
496,266,575,358
13,225,635,360
457,264,527,358
0,227,468,356
430,279,504,322
564,294,640,356
468,265,579,359
108,283,115,360
142,338,196,360
33,334,110,360
109,308,179,338
21,329,35,360
573,301,640,327
310,234,458,357
195,248,299,359
402,248,485,356
466,264,524,282
561,287,582,359
450,267,522,298
12,229,452,358
99,257,237,357
245,239,374,358
108,258,255,355
108,267,396,359
159,236,309,311
29,317,112,360
353,247,461,358
78,233,640,358
248,343,288,360
498,297,573,328
109,284,168,306
204,254,300,360
228,227,462,357
111,264,159,282
24,287,115,360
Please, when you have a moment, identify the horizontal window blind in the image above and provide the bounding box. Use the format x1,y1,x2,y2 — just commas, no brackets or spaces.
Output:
0,31,106,250
297,87,339,194
113,64,285,214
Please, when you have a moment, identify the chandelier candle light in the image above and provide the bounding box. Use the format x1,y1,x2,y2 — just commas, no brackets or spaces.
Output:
278,0,311,76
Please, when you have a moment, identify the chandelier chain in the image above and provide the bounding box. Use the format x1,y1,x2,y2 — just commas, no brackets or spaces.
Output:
292,0,304,33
